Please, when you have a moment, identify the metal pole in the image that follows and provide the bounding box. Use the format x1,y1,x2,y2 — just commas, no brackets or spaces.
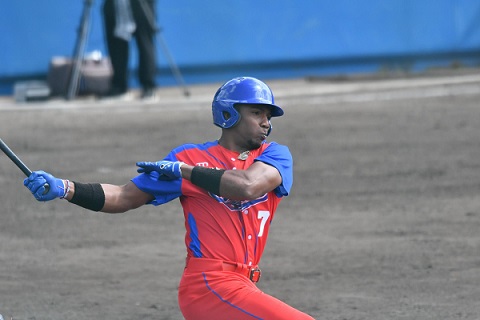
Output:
66,0,94,100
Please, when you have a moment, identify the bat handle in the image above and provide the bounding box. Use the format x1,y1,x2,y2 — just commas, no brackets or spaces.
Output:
0,138,50,195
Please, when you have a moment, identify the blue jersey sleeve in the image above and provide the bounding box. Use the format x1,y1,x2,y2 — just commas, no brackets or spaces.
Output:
254,142,293,197
131,173,182,206
131,150,183,206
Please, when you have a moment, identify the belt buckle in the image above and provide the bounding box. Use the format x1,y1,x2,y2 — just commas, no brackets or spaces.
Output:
249,267,261,283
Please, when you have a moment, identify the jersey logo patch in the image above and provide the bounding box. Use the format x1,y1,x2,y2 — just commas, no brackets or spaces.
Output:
210,193,268,211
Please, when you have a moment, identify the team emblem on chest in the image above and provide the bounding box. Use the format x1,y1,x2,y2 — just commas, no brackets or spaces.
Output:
210,193,268,211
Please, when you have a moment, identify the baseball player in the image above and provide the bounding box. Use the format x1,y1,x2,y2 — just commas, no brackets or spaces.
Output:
24,77,315,320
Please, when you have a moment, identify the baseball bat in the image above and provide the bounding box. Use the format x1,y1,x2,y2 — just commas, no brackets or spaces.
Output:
0,138,50,193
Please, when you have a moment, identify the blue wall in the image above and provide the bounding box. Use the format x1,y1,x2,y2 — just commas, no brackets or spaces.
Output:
1,0,480,94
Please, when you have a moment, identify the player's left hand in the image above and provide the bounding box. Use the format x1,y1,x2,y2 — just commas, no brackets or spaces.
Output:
136,160,184,180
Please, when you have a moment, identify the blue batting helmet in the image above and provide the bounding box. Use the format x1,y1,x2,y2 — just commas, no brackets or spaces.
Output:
212,77,284,129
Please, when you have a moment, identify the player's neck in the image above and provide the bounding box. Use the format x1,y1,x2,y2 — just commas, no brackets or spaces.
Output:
218,137,248,154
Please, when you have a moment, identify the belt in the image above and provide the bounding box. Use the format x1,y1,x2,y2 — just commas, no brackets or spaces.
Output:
185,257,262,283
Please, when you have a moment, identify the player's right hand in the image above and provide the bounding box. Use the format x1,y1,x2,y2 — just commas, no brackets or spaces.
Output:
24,171,66,201
136,160,184,180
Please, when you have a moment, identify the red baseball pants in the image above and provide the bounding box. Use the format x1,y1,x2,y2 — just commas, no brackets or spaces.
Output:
178,258,315,320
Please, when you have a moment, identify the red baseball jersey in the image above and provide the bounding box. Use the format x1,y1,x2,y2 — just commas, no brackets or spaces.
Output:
131,140,293,266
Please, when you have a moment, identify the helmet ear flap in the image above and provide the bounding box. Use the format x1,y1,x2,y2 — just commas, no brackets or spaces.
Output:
221,109,241,128
212,100,241,128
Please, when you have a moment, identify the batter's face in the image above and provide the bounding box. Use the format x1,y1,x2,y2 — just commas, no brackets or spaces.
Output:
233,104,272,150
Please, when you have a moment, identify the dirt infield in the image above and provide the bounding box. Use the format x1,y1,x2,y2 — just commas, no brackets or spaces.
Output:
1,74,480,319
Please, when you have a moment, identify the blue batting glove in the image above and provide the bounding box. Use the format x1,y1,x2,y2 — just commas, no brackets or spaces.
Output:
136,160,184,180
23,171,66,201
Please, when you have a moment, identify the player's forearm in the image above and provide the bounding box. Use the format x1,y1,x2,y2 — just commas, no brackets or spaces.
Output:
97,184,129,213
99,182,154,213
219,171,264,200
181,164,267,200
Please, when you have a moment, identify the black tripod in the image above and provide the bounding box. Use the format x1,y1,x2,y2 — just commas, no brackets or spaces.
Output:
66,0,190,100
66,0,94,100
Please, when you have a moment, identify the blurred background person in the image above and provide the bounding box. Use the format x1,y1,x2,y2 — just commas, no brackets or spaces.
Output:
102,0,158,102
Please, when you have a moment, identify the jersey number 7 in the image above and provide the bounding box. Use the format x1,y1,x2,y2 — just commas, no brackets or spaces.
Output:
257,210,270,237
